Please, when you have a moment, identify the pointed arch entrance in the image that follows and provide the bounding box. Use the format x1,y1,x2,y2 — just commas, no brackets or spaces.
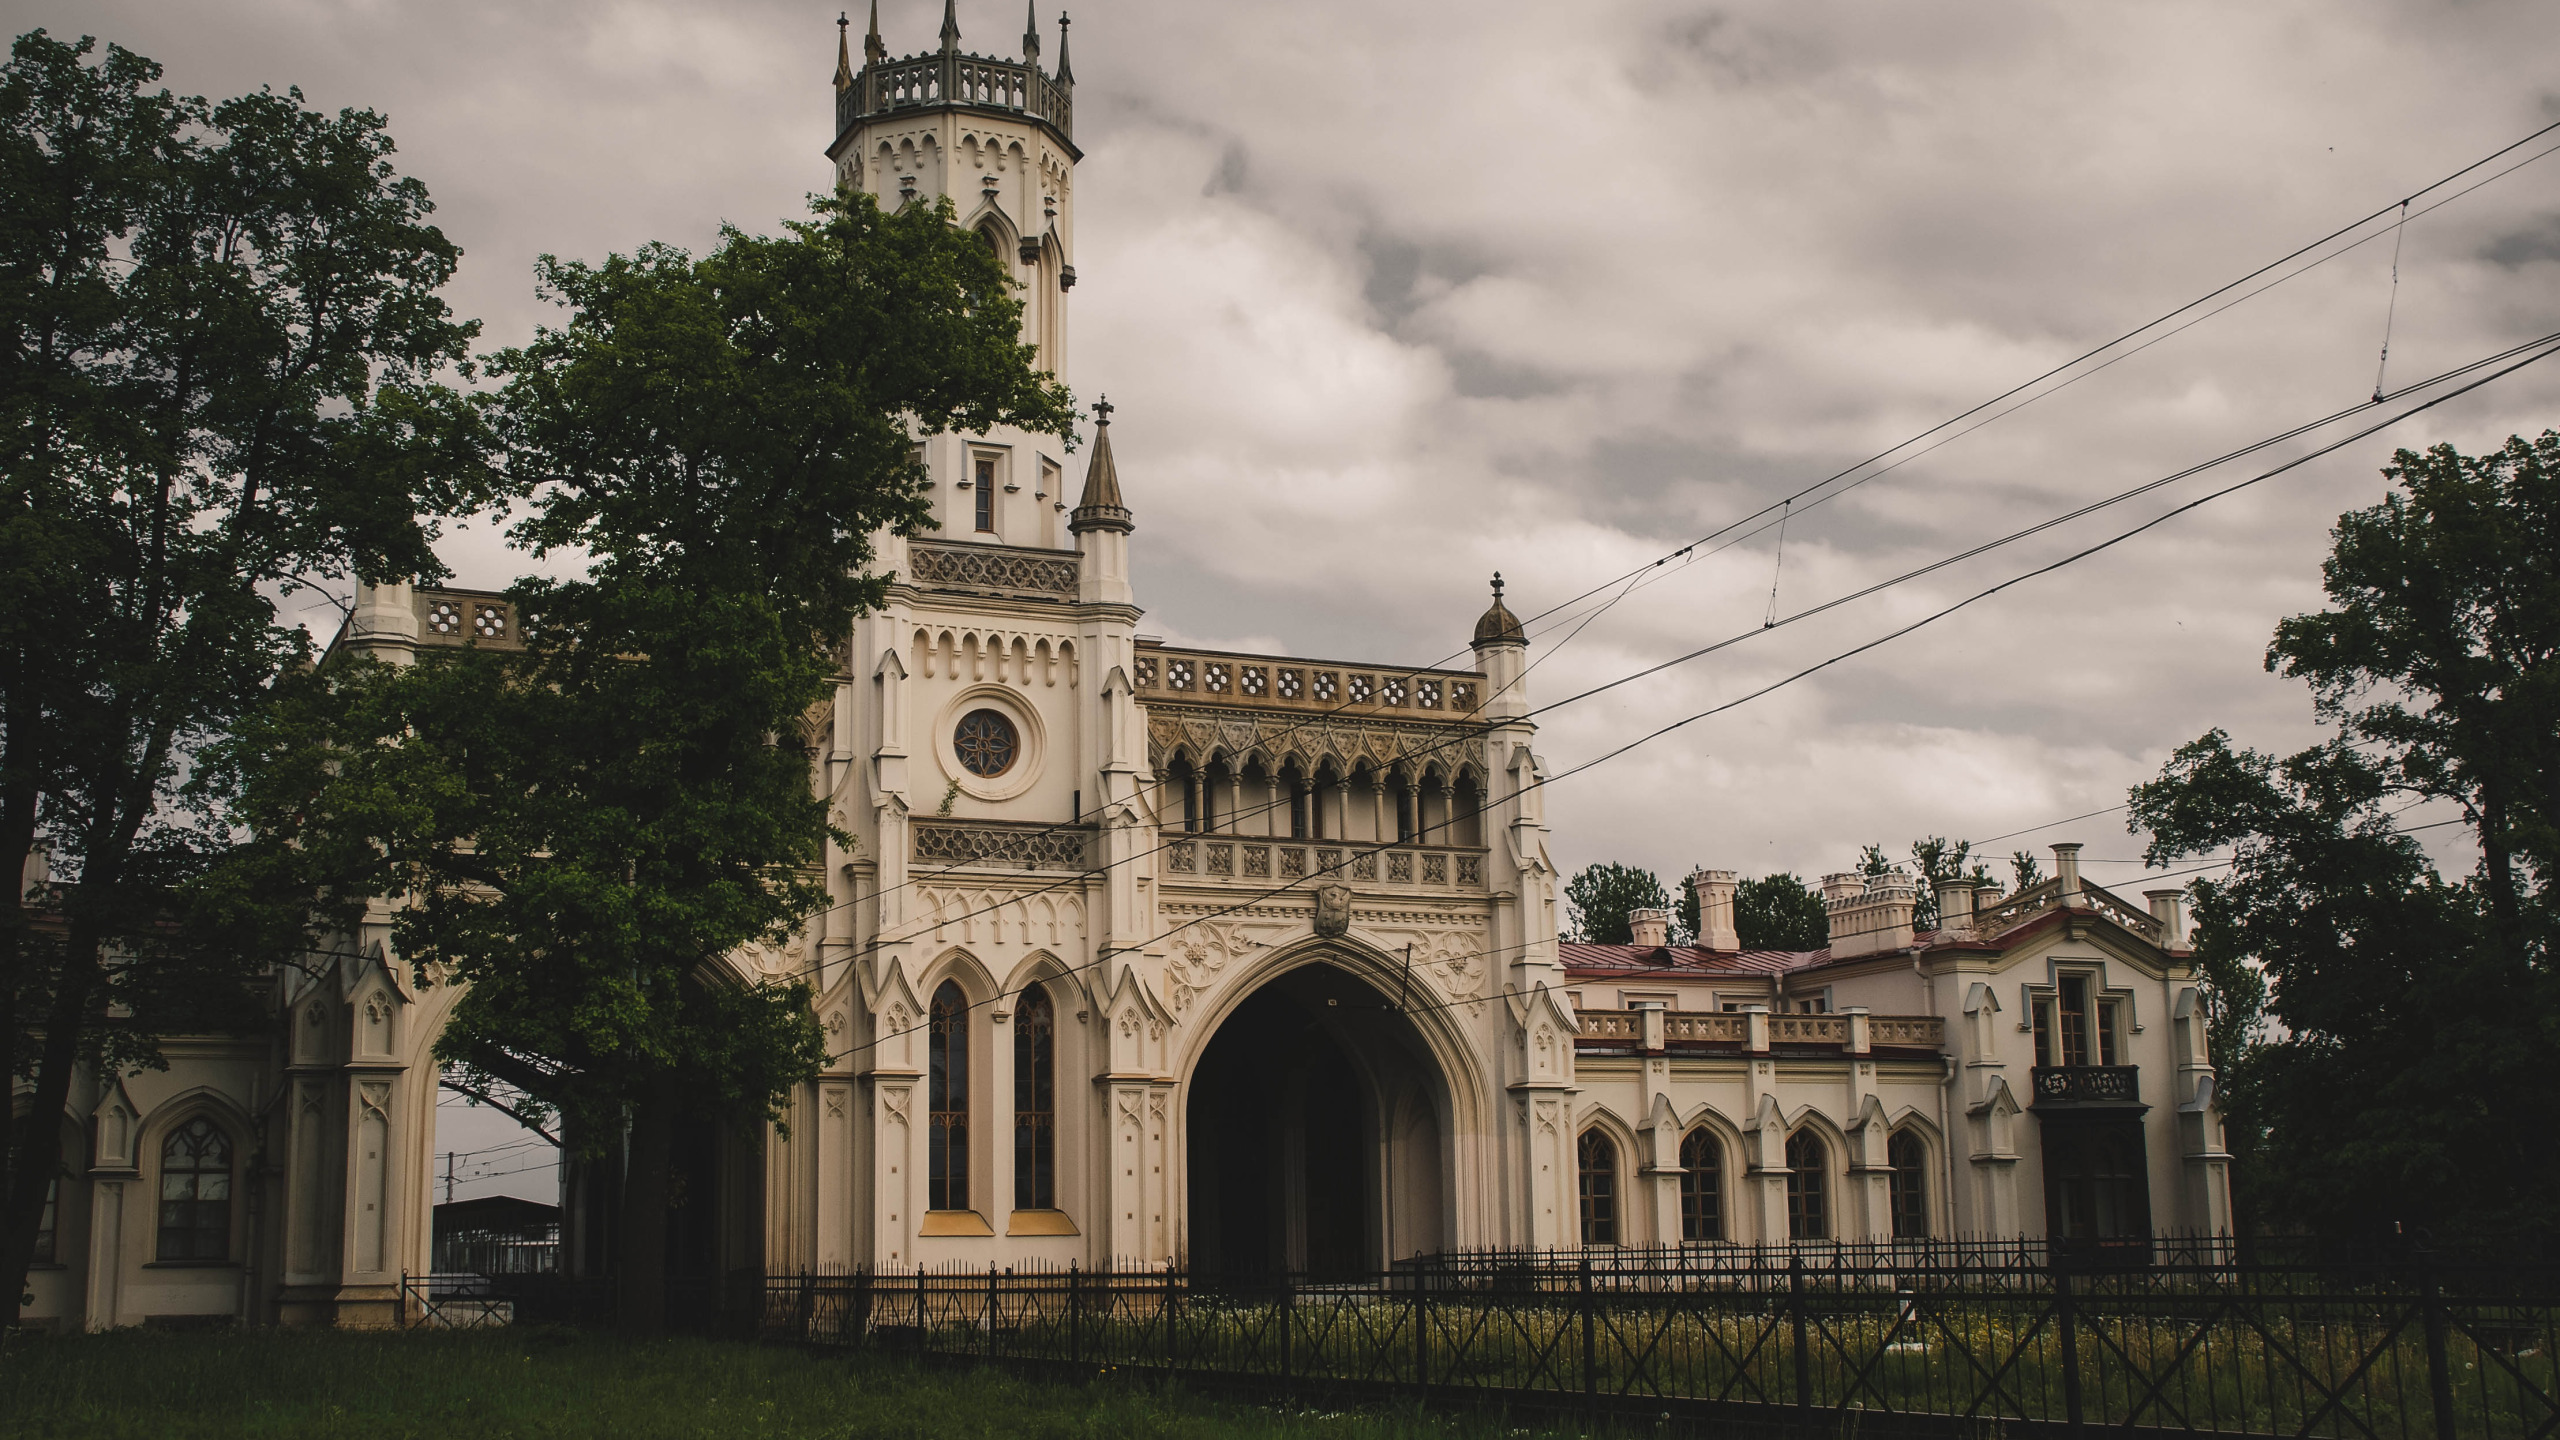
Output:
1182,958,1453,1278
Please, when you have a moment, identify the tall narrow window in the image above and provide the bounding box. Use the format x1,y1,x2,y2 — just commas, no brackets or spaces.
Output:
929,981,971,1212
157,1117,232,1261
33,1173,61,1264
973,455,997,533
2032,998,2058,1067
1014,984,1056,1211
1577,1131,1619,1245
1784,1130,1829,1241
2059,976,2091,1067
2096,997,2121,1066
1678,1129,1722,1242
1888,1130,1930,1238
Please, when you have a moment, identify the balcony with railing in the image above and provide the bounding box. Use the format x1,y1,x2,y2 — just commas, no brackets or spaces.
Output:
839,50,1074,147
1576,1009,1945,1057
2030,1065,2142,1106
1160,836,1485,892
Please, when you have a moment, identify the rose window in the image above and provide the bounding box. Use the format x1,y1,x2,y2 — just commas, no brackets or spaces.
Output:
1347,674,1375,704
1204,662,1230,693
954,708,1019,778
1381,677,1408,706
1313,672,1338,702
1277,669,1303,699
426,600,462,634
1166,660,1193,690
1241,666,1267,696
473,605,506,638
1419,680,1442,709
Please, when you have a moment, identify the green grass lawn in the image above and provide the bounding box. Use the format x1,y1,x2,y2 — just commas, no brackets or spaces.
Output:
0,1327,1543,1440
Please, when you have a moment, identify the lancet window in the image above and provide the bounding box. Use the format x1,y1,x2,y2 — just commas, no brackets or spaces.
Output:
1678,1129,1723,1242
157,1117,232,1262
1785,1129,1830,1241
1014,984,1056,1211
1577,1130,1619,1246
929,981,971,1212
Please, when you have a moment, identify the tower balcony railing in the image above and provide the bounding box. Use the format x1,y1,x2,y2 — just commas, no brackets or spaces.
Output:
1576,1009,1946,1055
841,52,1074,145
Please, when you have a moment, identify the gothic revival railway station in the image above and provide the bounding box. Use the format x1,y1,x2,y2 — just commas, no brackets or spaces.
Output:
15,5,2228,1329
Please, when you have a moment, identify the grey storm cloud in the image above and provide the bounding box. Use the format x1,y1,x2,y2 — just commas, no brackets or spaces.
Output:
25,0,2558,892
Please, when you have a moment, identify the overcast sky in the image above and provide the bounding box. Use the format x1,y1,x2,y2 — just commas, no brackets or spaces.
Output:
27,1,2560,912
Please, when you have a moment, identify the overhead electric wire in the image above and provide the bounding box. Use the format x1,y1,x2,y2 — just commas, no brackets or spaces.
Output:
781,124,2560,947
815,333,2560,1062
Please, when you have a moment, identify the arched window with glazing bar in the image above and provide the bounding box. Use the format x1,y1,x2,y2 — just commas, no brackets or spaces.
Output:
1014,984,1056,1211
1785,1129,1829,1241
1679,1128,1723,1242
1577,1131,1619,1246
929,981,971,1212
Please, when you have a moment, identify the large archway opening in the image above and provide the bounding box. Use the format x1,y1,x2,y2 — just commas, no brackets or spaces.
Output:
1184,961,1448,1279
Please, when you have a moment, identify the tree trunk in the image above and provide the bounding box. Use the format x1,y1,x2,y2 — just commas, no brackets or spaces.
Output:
1,930,97,1331
615,1076,677,1335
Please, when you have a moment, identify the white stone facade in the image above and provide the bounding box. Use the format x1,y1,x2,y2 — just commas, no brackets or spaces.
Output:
11,14,2227,1329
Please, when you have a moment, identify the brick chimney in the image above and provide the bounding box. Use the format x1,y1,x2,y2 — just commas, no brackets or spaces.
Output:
1689,868,1739,951
1827,870,1918,958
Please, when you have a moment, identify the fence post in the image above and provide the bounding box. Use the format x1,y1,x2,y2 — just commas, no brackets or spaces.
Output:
2420,1249,2460,1440
2054,1261,2084,1436
1789,1255,1813,1414
1413,1257,1429,1394
986,1263,999,1364
1280,1273,1295,1385
1580,1254,1598,1402
915,1263,927,1351
1068,1262,1082,1367
1164,1260,1180,1372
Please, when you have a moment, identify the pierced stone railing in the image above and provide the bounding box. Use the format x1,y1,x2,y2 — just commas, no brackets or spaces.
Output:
1972,878,2164,943
1665,1013,1749,1045
1574,1011,1944,1052
1159,836,1485,890
842,51,1074,145
913,819,1093,872
906,540,1078,598
1770,1014,1848,1045
1868,1015,1946,1048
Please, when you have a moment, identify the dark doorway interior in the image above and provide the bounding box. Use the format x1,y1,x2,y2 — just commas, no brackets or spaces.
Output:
1185,963,1444,1279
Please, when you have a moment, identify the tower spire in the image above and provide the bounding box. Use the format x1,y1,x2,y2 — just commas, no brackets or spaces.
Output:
1023,0,1041,64
941,0,961,54
1055,12,1073,84
833,11,855,93
1070,397,1131,534
863,0,885,65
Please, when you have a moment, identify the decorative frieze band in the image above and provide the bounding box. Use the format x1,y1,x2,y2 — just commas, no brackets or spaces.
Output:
906,541,1079,598
912,819,1094,872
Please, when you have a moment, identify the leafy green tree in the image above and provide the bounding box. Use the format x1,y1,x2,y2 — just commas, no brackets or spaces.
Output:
1733,873,1828,950
219,187,1075,1330
1565,862,1676,944
2009,850,2045,892
1855,837,1979,928
2131,434,2560,1237
0,32,491,1324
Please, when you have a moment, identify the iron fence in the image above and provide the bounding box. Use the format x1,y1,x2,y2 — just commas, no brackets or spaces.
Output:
758,1242,2560,1438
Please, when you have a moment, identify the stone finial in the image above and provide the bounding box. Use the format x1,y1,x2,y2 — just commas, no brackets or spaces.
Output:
834,11,856,92
1055,12,1073,84
941,0,962,54
1628,908,1671,948
1069,397,1131,535
864,0,886,65
1023,0,1040,62
1472,573,1526,649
